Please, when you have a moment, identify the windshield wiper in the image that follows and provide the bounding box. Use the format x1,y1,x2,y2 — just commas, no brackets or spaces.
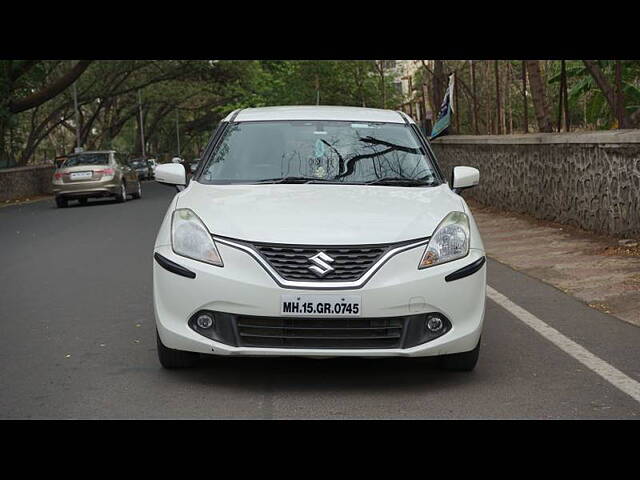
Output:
254,176,333,184
253,176,434,186
365,177,435,187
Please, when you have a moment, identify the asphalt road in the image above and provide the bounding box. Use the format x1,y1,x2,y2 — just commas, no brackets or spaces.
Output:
1,182,639,419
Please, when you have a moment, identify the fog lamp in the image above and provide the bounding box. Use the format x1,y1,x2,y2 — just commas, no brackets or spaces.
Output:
196,313,214,329
426,315,444,332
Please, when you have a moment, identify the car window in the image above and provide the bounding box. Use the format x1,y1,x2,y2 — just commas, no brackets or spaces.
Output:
200,121,439,184
63,153,110,167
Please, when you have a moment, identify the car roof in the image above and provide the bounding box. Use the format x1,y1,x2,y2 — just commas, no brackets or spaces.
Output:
69,150,115,155
225,106,413,124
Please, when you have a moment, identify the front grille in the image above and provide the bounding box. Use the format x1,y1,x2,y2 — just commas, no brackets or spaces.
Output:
252,243,390,281
236,315,405,349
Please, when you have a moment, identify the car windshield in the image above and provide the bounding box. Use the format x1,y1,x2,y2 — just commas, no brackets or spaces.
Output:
63,153,110,167
199,121,440,185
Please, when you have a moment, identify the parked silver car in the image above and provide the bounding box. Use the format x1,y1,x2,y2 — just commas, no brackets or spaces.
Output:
52,150,142,207
130,158,152,180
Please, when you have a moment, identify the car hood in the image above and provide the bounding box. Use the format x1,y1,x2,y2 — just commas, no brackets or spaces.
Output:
177,181,464,245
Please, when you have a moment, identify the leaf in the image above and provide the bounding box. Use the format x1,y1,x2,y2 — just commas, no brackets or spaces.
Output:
586,92,606,124
567,77,594,102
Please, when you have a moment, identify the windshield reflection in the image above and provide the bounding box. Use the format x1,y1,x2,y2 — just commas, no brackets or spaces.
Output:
63,153,110,167
201,121,438,185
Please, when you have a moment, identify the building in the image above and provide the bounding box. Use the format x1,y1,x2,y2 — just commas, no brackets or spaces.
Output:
383,60,434,133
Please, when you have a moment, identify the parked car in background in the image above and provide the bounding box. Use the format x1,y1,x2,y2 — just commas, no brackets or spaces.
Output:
52,150,142,208
54,155,68,169
152,106,485,371
147,158,158,178
130,158,152,180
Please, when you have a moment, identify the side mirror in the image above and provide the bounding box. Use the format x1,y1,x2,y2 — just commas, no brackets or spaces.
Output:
451,166,479,194
155,163,186,191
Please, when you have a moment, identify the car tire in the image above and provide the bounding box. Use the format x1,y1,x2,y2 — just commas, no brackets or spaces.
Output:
55,197,68,208
131,182,142,200
156,331,198,369
79,198,88,206
438,337,481,372
117,182,127,203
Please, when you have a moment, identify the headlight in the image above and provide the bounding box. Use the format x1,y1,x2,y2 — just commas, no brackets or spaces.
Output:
171,208,223,267
418,211,469,269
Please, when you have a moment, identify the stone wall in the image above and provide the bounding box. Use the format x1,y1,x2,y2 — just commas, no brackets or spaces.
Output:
0,165,55,202
431,130,640,237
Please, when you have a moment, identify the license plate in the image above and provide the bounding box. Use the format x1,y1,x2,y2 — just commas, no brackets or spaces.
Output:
280,294,362,317
70,171,92,180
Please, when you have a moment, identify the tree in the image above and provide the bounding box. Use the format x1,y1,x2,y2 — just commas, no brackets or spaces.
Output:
6,59,640,166
8,61,92,114
582,60,633,128
374,61,387,108
525,60,553,132
1,60,92,164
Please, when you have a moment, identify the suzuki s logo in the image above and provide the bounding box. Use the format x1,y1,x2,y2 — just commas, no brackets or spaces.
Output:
308,251,335,277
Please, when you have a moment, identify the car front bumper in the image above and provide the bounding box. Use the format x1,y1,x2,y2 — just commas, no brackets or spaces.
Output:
153,242,486,358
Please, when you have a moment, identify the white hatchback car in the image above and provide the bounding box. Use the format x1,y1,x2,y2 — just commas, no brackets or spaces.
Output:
153,106,485,370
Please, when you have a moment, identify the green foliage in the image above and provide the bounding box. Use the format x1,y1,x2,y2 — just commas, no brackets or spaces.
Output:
548,60,640,129
241,60,400,109
5,59,640,166
2,60,407,165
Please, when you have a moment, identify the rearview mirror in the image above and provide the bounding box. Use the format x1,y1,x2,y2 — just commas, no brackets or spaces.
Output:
155,163,186,190
451,166,479,194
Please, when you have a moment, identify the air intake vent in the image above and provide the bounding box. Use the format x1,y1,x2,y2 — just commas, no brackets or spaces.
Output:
236,315,405,349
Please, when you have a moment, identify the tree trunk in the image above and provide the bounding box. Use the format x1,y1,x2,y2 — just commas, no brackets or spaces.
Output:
421,82,432,134
495,61,502,134
432,60,445,115
615,60,624,128
485,62,492,133
582,60,633,128
0,119,10,166
8,61,92,114
557,60,565,132
419,61,436,118
375,61,386,108
506,62,513,134
502,63,507,133
471,60,479,134
522,61,528,133
454,73,460,132
525,60,553,132
562,60,570,131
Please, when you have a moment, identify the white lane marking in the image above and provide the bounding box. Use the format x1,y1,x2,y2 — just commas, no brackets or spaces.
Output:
487,286,640,404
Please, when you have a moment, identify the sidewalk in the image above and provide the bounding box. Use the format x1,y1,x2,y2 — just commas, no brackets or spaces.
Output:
469,200,640,327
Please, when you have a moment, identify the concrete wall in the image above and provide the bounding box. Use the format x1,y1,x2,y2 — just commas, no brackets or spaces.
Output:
0,165,55,202
431,130,640,237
